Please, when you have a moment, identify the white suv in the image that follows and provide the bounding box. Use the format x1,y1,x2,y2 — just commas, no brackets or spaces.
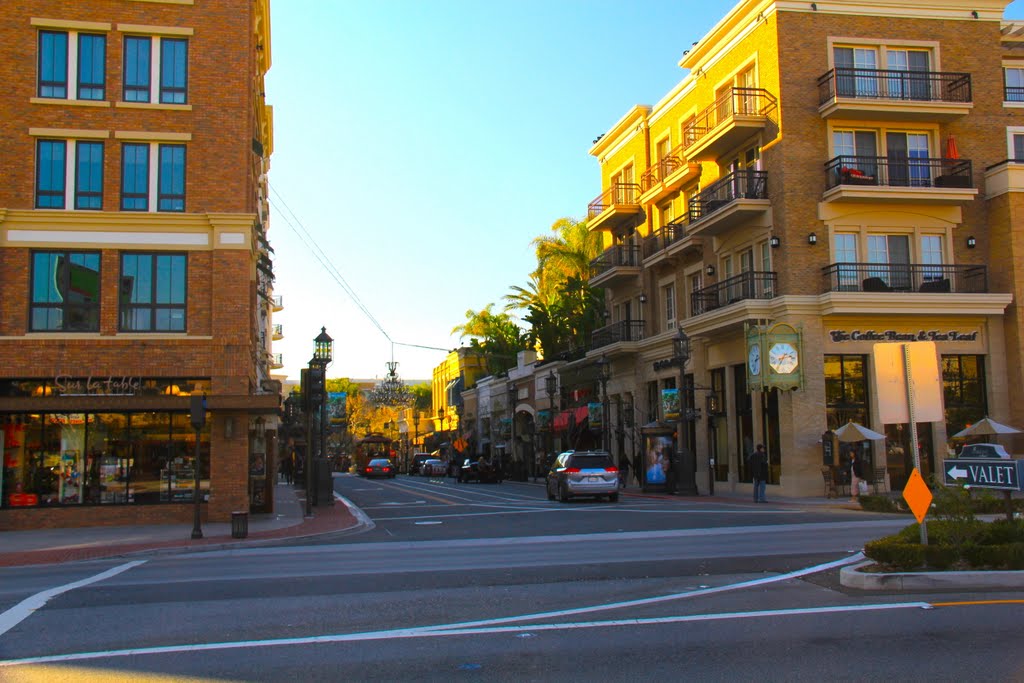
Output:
546,450,619,503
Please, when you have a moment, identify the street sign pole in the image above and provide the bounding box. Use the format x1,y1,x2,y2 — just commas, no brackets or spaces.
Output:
903,344,928,546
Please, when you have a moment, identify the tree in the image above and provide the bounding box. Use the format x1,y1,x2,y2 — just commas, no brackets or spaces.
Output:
452,305,527,375
531,217,604,299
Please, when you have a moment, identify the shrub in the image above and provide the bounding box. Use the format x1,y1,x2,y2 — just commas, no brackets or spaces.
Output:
857,494,906,513
863,519,1024,571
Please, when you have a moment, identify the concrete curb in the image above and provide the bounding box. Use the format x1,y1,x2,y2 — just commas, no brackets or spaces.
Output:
840,559,1024,590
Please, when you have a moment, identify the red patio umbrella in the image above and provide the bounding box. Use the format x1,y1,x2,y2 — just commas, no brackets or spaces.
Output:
945,135,960,160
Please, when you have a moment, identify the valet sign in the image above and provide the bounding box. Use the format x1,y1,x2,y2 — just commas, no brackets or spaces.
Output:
942,459,1024,491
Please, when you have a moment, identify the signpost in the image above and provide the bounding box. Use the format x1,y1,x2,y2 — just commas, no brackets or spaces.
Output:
942,458,1024,491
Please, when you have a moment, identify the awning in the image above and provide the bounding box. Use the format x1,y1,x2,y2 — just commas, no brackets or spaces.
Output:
553,406,589,432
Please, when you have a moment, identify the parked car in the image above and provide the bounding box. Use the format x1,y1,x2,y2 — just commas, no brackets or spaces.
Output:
420,458,446,476
458,455,503,483
408,452,434,475
957,443,1011,459
362,458,396,478
546,450,619,502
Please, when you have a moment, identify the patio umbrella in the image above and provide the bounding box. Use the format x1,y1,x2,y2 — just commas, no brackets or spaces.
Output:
945,134,960,160
835,421,886,442
952,417,1022,439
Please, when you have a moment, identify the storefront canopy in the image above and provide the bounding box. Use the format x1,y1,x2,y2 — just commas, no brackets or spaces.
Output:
553,406,589,432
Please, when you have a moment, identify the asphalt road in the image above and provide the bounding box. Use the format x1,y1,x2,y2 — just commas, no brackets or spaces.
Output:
0,474,1021,682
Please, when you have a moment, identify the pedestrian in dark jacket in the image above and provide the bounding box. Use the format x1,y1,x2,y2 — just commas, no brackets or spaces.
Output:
749,444,769,502
619,457,630,489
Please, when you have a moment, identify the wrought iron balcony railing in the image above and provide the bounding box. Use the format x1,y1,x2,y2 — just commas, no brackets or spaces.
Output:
590,244,641,278
643,217,688,258
821,263,987,293
688,169,768,222
590,320,645,350
587,182,641,219
640,143,688,191
818,68,972,105
691,271,776,315
683,87,776,148
825,155,972,190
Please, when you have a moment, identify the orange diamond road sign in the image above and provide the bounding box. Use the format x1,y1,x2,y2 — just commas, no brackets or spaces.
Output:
902,467,933,524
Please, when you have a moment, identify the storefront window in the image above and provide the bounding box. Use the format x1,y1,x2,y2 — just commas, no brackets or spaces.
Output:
942,354,987,440
1,411,209,508
825,354,874,483
733,364,753,482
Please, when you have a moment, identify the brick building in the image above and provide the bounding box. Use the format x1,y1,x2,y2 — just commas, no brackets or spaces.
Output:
0,0,278,529
583,0,1024,498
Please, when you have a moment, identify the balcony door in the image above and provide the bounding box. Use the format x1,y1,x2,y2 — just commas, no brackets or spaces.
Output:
834,129,878,179
834,46,878,97
868,234,911,290
612,164,634,203
886,132,930,187
886,49,930,100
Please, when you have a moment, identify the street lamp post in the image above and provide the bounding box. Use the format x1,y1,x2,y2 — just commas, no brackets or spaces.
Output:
595,355,610,453
305,327,333,515
674,328,698,496
507,383,518,480
545,370,558,463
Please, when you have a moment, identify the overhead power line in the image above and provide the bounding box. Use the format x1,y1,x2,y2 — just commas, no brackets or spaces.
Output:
267,184,452,360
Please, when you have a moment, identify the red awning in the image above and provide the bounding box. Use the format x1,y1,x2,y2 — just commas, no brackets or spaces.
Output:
553,406,589,432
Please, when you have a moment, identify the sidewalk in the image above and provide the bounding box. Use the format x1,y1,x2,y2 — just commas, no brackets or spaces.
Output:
0,480,363,568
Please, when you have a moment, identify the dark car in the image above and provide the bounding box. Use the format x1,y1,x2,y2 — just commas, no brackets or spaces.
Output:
457,455,503,483
362,458,396,478
546,450,619,502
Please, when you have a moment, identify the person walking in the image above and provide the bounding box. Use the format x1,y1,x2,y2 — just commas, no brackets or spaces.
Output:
850,451,865,501
749,444,769,503
619,455,630,489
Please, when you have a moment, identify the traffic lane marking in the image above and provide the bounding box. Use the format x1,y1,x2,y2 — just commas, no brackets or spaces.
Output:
0,561,146,638
1,553,945,668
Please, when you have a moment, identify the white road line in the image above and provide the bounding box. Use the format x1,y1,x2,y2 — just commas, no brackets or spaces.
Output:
0,554,889,668
0,601,932,668
0,560,146,638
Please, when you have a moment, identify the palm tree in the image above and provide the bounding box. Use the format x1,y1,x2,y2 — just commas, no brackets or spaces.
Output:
452,305,527,375
531,217,604,300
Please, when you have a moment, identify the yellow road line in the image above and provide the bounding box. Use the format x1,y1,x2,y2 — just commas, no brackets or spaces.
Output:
931,599,1024,607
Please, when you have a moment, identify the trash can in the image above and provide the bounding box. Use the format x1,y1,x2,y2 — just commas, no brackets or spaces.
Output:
231,510,248,539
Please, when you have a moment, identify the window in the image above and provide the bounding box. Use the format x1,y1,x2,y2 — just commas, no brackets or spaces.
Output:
160,39,188,103
38,31,68,98
77,34,106,100
75,141,104,210
37,30,107,100
35,140,67,208
1004,67,1024,102
611,164,635,203
834,233,859,290
121,143,150,210
120,253,187,332
123,36,151,102
157,144,186,211
1007,129,1024,160
942,355,987,439
661,281,676,331
30,251,101,332
123,35,189,104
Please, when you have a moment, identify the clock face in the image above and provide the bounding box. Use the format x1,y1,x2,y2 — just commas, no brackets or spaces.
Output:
768,342,799,374
747,343,761,376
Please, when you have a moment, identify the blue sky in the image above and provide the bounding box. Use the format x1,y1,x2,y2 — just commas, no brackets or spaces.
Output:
266,0,1024,384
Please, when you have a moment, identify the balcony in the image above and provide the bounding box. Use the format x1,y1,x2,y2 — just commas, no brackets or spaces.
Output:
817,68,972,121
639,148,701,205
691,271,776,316
683,87,776,161
642,216,703,267
272,295,283,311
270,353,283,369
587,183,644,232
983,159,1024,198
823,156,977,204
686,170,770,236
589,244,642,287
821,263,987,294
589,320,645,351
272,323,283,340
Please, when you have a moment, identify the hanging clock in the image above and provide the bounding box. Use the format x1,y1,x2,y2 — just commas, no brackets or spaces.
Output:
748,343,761,376
768,342,799,374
